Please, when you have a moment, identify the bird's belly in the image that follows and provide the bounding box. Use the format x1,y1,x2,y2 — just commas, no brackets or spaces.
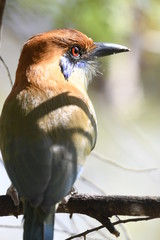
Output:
1,89,97,210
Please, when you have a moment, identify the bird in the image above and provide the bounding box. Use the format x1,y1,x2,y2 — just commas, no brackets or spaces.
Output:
0,28,129,240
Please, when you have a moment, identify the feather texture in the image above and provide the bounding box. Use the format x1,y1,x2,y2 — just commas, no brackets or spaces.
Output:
0,29,97,240
0,28,128,239
23,201,55,240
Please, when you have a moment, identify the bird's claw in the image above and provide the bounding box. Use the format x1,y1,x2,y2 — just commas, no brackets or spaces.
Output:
60,186,78,204
70,186,78,196
6,184,20,206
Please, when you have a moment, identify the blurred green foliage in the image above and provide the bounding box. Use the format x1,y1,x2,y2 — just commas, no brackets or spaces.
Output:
6,0,160,40
3,0,160,106
6,0,132,41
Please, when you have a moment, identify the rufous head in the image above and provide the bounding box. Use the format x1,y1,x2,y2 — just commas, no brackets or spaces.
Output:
15,29,129,91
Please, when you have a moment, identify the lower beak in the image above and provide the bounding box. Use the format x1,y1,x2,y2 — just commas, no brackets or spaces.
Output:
92,42,130,58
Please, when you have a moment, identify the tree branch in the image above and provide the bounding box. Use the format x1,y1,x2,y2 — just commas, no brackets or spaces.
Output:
0,194,160,237
0,0,13,86
0,195,23,217
57,194,160,217
0,0,6,34
65,216,155,240
1,194,160,218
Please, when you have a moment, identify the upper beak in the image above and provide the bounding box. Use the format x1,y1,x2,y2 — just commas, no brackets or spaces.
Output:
91,42,130,58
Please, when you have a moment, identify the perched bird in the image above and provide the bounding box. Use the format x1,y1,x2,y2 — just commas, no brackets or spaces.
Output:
0,29,129,240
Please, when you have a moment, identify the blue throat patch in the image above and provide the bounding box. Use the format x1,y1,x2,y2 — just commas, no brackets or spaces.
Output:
60,56,86,80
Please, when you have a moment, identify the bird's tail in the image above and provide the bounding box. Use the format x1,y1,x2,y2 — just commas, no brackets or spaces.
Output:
23,201,55,240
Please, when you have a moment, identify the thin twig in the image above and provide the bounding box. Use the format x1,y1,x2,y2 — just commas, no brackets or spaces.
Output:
113,216,156,225
0,0,13,87
65,216,157,240
0,0,6,42
0,224,22,229
115,216,131,240
65,225,104,240
80,176,106,195
0,55,13,86
92,151,157,172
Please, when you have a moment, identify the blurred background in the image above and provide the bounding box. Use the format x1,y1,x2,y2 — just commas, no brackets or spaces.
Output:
0,0,160,239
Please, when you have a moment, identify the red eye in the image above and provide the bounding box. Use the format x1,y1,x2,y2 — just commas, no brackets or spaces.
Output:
71,46,81,58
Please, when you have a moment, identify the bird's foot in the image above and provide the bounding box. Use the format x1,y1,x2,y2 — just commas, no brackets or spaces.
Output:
69,186,78,196
6,184,20,206
60,186,78,205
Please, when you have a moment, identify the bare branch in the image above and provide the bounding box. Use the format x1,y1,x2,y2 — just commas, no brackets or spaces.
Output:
91,152,157,172
0,195,23,217
65,216,156,240
1,194,160,218
0,0,6,38
0,56,13,86
0,194,160,238
65,225,104,240
113,216,156,225
57,194,160,217
0,0,13,87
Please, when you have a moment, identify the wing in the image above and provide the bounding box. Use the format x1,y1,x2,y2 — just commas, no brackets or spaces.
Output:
0,99,52,206
0,85,97,209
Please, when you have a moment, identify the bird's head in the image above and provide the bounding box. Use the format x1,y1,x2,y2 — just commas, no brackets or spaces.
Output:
15,29,129,92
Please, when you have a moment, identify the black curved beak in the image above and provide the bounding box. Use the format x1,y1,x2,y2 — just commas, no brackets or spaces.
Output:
92,42,130,58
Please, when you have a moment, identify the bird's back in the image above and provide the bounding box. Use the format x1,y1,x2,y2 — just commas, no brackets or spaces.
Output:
0,28,129,240
0,80,97,210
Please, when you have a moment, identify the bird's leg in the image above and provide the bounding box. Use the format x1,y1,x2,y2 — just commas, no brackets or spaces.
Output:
63,186,78,204
69,186,78,197
56,186,78,217
56,187,78,218
6,184,20,206
58,186,78,206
